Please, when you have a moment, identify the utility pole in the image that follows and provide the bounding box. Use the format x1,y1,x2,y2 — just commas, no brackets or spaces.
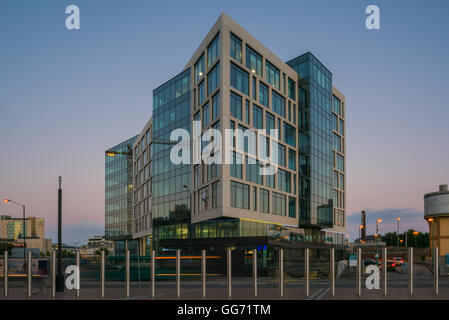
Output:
56,176,64,292
361,210,367,242
405,230,408,249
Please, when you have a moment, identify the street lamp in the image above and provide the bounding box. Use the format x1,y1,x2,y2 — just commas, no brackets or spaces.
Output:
3,199,26,262
375,219,382,262
396,217,401,247
412,231,419,247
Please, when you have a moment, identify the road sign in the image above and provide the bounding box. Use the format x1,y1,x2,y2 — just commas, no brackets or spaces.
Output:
349,254,357,267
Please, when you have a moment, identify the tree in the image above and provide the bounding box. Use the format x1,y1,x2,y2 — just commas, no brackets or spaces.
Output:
61,249,75,258
0,243,13,254
381,230,429,248
95,247,110,256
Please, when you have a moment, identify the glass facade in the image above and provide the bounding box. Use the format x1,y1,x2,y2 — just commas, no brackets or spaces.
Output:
287,52,334,227
105,135,138,240
151,69,191,250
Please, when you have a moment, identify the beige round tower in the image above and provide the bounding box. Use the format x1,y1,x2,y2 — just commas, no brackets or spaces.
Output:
424,184,449,256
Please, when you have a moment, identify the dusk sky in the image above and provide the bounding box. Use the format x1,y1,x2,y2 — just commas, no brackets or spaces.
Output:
1,0,448,245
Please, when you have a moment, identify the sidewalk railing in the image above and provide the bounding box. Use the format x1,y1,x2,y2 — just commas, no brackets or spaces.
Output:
0,247,442,299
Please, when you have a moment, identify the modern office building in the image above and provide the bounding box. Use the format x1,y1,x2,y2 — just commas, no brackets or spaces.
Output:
424,184,449,256
131,14,346,255
105,135,139,255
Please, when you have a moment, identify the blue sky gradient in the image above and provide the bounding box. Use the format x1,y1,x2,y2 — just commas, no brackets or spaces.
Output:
1,0,448,244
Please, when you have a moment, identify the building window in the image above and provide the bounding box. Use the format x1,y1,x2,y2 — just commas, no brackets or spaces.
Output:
207,63,220,96
266,112,275,135
333,133,341,152
277,144,286,167
246,157,263,185
265,60,280,90
230,181,249,210
266,171,274,189
288,78,296,100
246,45,262,76
212,181,220,208
333,190,339,207
198,81,205,106
339,119,344,135
259,189,270,213
272,192,286,216
203,103,210,128
212,92,220,120
339,174,344,190
253,104,263,129
230,151,243,179
230,63,249,95
230,91,242,120
259,82,268,107
272,91,285,118
195,55,204,84
230,33,242,63
199,186,209,212
207,33,220,68
209,161,220,180
332,114,338,131
288,149,296,170
278,169,291,193
288,197,296,218
336,154,344,172
284,123,296,147
333,96,341,115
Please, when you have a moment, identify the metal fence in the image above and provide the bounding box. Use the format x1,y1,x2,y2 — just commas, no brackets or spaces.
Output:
0,247,443,299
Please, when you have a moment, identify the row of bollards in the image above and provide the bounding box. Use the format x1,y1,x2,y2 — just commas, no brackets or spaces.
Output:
0,247,442,298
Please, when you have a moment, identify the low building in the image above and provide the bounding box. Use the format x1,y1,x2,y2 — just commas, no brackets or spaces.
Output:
0,215,52,255
78,235,114,255
424,184,449,256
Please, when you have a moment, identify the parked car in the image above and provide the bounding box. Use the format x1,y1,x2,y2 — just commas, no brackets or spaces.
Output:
393,257,404,266
363,258,377,267
386,260,397,271
379,260,397,272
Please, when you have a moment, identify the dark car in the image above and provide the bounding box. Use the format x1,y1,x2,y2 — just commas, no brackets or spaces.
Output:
363,258,377,267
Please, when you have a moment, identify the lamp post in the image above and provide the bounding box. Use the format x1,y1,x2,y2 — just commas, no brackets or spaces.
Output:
359,225,363,245
428,218,434,254
413,231,419,247
375,219,382,262
396,217,401,247
56,176,64,292
3,198,26,264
